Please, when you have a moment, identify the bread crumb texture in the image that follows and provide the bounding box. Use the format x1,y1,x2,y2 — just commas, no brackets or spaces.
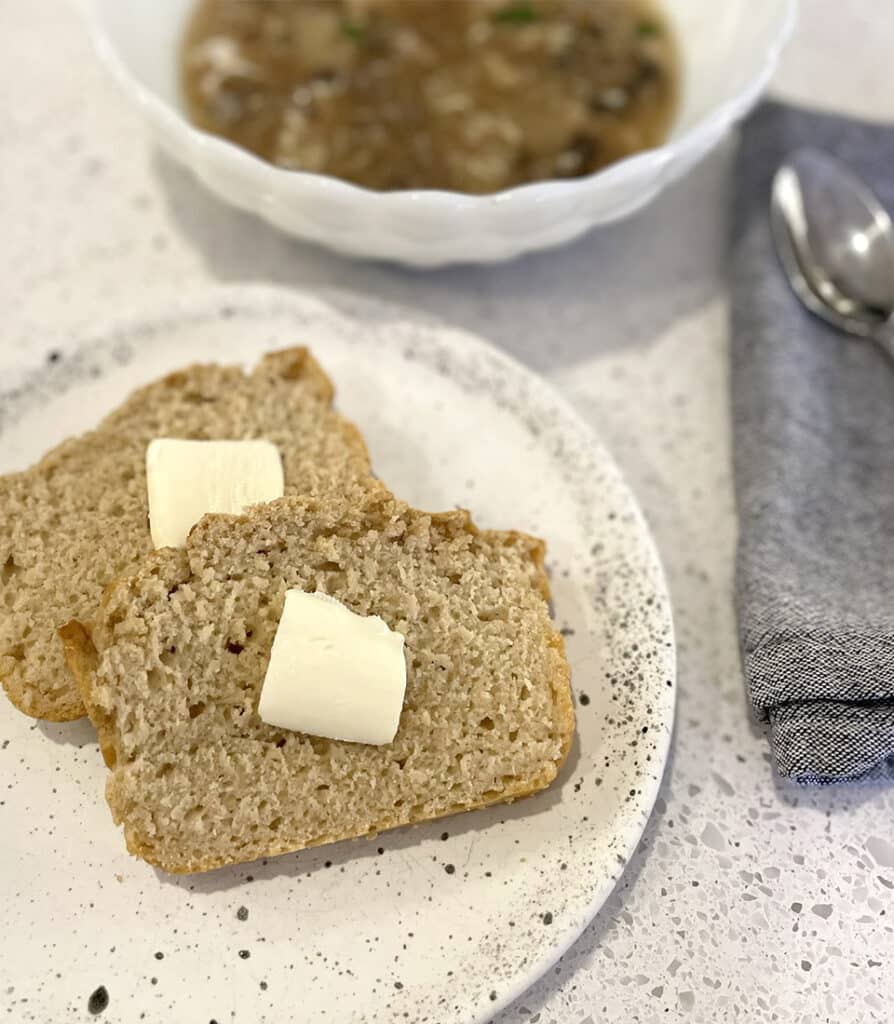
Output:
0,348,370,721
67,481,573,873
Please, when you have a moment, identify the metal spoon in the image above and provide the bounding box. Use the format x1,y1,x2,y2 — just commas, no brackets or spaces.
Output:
770,147,894,360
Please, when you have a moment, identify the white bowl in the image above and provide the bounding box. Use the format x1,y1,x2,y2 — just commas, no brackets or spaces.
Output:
83,0,796,266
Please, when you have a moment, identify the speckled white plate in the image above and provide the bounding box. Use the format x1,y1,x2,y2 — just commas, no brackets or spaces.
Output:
0,286,675,1024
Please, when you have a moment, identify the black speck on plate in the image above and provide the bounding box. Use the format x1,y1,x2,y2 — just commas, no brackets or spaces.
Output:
87,986,109,1015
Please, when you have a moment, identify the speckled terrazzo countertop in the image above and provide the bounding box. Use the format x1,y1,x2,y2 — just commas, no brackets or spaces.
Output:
2,2,894,1021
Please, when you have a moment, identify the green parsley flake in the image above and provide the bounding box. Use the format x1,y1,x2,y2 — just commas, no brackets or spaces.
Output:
493,3,538,25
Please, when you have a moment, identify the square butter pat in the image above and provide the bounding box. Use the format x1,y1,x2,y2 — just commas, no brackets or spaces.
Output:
258,590,407,746
146,438,284,549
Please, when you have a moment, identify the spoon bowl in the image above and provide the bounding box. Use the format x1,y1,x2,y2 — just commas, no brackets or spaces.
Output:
771,148,894,354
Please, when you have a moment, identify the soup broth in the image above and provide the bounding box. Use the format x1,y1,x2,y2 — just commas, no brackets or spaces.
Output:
182,0,679,193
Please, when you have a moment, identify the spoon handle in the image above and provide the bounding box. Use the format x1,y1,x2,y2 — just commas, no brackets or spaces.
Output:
874,319,894,363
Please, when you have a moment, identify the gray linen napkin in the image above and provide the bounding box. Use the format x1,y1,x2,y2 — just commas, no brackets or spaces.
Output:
731,101,894,784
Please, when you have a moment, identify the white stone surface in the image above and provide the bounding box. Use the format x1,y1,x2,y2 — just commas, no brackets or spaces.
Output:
1,1,893,1021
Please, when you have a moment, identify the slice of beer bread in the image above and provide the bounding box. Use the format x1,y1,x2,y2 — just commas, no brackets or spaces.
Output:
1,348,370,721
63,481,573,873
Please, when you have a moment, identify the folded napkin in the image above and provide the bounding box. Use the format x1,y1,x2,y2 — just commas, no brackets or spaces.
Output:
731,101,894,784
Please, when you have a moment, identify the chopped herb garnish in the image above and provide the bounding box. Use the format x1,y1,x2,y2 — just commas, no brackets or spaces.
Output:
493,2,538,25
342,21,366,41
636,19,661,37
